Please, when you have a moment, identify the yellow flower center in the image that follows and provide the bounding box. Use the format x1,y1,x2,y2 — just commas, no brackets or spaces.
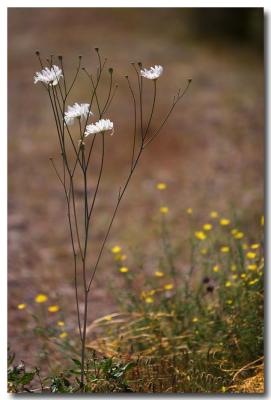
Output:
234,232,244,239
246,252,256,259
35,294,48,303
145,297,154,304
156,182,167,190
119,266,128,273
111,245,122,254
48,305,60,313
220,218,230,226
247,264,257,271
17,303,26,310
210,211,218,218
203,223,212,231
194,231,206,240
164,283,174,290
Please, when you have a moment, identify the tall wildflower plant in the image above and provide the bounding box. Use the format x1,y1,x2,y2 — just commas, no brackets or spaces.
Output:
34,49,191,388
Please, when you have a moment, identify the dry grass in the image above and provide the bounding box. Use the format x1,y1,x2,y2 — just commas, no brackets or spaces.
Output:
231,362,264,393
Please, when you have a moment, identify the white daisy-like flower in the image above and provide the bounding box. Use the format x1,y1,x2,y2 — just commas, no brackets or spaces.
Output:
140,65,163,80
85,119,114,136
64,103,92,125
33,65,63,86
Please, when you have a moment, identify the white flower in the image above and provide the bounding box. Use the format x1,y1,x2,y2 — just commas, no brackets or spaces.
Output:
85,119,114,136
64,103,92,125
33,65,63,86
140,65,163,80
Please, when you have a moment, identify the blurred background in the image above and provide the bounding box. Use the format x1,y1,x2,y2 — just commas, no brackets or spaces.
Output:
8,8,264,364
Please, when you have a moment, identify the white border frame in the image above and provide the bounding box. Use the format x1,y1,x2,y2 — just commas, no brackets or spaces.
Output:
1,2,269,399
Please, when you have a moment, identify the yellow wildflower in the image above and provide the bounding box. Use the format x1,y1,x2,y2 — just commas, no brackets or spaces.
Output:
226,299,233,305
103,315,113,321
111,245,121,254
35,294,48,303
164,283,174,290
17,303,26,310
231,264,237,272
225,281,232,287
247,264,257,271
145,297,154,304
220,218,230,226
154,271,164,277
221,246,230,253
57,321,65,327
210,211,218,218
249,279,259,286
160,206,169,214
59,332,68,339
213,265,219,273
194,231,206,240
247,252,256,259
186,207,193,215
48,305,60,313
261,215,264,226
221,386,226,393
251,243,260,249
234,232,244,239
241,273,247,279
203,223,212,231
232,274,238,280
119,266,128,273
192,317,198,323
231,228,238,235
156,182,167,190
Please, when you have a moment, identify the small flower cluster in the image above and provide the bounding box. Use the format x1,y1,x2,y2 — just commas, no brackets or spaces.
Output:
111,245,128,273
34,62,165,138
64,102,114,136
16,293,68,339
140,282,174,304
